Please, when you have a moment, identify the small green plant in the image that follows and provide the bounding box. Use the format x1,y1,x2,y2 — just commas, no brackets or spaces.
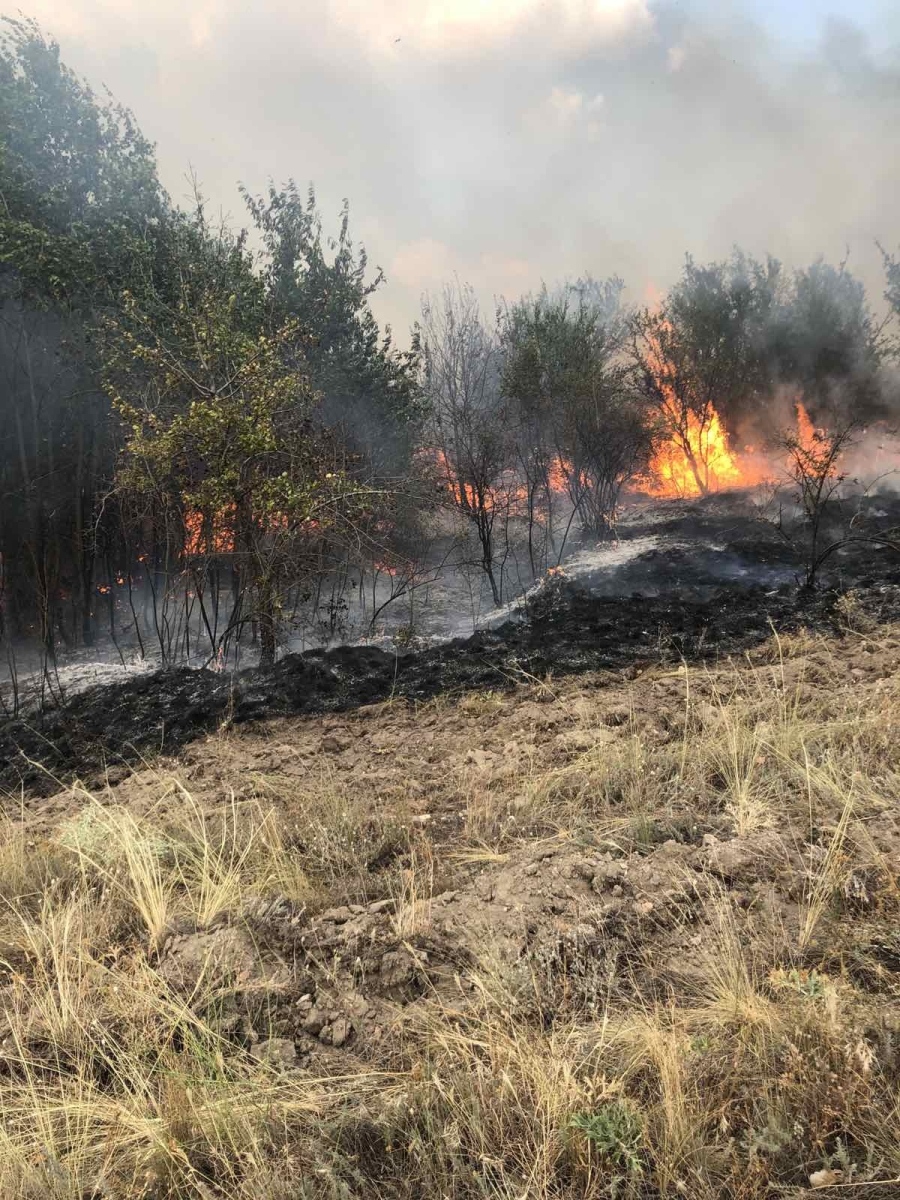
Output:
769,966,826,998
742,1114,794,1160
818,1136,882,1185
569,1101,644,1178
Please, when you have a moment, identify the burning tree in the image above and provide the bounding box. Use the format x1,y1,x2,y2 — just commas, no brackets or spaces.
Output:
503,278,649,552
630,254,779,496
419,283,511,605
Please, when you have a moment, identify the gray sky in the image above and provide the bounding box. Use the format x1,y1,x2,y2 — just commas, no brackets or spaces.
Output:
16,0,900,339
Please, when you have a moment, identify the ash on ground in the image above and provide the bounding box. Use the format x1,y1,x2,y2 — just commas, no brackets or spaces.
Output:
2,490,900,795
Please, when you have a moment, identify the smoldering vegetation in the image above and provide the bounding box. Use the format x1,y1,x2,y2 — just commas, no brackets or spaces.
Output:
5,491,900,796
3,17,900,733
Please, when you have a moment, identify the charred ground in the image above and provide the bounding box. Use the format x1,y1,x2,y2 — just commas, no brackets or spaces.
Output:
3,492,900,796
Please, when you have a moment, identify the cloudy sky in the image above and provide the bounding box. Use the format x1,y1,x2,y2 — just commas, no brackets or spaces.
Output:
14,0,900,338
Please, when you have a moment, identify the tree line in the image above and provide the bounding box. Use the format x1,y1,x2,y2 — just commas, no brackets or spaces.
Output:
2,17,900,679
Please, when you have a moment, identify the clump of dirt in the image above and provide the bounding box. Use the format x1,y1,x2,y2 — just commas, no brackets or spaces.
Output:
142,811,894,1089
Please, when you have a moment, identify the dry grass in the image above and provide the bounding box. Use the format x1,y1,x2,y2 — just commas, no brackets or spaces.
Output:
0,787,390,1199
388,838,435,938
2,626,900,1196
250,761,407,905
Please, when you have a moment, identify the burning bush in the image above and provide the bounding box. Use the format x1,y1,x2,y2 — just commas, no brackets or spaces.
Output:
504,278,652,546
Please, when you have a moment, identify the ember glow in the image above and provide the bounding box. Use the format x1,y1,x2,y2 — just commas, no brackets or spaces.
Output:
546,456,571,494
433,448,573,515
796,402,817,452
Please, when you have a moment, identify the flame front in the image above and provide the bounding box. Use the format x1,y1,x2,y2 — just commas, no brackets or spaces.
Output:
432,448,566,514
434,403,827,512
640,400,833,499
184,507,236,556
642,405,743,498
796,402,817,452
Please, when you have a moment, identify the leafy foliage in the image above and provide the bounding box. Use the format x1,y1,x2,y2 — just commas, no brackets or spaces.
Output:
769,258,885,424
504,278,650,537
0,22,418,660
0,16,166,306
569,1101,645,1180
102,233,350,664
243,182,423,468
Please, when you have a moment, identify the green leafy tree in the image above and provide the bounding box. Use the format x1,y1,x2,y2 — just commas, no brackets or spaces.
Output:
0,17,169,656
777,258,888,417
242,182,422,471
102,230,347,667
504,278,649,553
0,16,165,306
771,258,885,426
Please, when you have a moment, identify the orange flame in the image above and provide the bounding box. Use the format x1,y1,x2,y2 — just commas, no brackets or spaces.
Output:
640,401,832,498
641,405,744,498
433,448,484,509
796,402,817,452
184,507,236,556
432,448,534,514
546,456,571,494
433,448,572,517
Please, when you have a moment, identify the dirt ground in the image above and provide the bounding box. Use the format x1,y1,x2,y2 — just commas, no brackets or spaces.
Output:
3,614,900,1197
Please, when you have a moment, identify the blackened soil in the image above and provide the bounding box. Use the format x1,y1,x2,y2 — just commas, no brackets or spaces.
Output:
4,570,900,798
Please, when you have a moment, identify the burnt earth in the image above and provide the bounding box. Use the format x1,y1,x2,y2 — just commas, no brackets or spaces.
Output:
4,568,900,797
4,490,900,796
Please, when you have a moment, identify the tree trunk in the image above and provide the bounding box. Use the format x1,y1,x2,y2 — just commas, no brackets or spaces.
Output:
257,578,277,669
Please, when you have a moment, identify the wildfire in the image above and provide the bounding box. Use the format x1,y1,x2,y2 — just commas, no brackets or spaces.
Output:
433,448,571,515
636,297,778,499
546,456,570,494
642,405,744,498
637,393,828,500
434,400,827,512
434,448,508,512
183,507,236,556
796,402,817,452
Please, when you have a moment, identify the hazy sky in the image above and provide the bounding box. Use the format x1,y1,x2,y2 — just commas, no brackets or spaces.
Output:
13,0,900,338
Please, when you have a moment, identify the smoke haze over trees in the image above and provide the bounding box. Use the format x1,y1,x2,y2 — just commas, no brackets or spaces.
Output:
2,14,900,685
12,0,900,336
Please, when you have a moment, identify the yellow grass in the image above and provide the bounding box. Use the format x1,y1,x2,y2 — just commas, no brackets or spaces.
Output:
1,625,900,1197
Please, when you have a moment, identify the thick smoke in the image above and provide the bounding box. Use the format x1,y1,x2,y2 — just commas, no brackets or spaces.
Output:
18,0,900,334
